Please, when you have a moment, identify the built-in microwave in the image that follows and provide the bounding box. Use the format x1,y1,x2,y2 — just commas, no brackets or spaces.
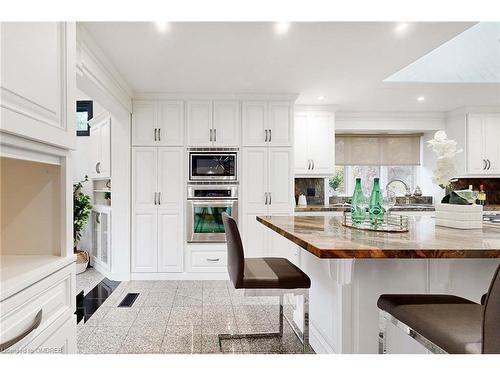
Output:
188,149,237,182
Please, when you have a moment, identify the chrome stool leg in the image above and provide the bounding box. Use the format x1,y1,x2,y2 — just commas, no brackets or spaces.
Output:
378,309,387,354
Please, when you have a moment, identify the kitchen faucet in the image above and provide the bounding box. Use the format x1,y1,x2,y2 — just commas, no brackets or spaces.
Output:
386,179,412,204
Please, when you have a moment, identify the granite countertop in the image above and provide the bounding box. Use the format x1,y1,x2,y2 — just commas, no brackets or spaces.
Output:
256,214,500,259
294,204,436,213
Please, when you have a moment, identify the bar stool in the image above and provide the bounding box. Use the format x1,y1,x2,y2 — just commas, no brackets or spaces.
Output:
219,213,311,353
377,264,500,354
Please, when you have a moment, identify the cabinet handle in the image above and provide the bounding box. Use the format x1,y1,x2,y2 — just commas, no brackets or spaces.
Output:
154,192,157,205
158,192,161,205
209,129,213,142
265,129,268,142
312,159,315,170
154,128,157,141
269,192,272,205
483,159,486,170
487,159,491,170
308,159,311,170
96,162,101,174
265,192,268,205
158,128,161,142
206,258,220,262
96,212,101,224
269,129,272,142
0,309,42,352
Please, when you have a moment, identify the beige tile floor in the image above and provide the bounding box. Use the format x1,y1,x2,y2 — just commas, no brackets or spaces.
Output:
77,280,314,354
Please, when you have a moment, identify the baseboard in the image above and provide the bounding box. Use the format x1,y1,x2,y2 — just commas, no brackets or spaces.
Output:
310,322,336,354
130,272,229,280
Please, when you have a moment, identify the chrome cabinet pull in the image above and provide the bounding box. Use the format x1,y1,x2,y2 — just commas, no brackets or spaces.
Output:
158,192,161,205
206,258,220,262
269,192,272,205
265,192,268,205
308,159,311,170
209,129,213,142
483,159,486,170
488,159,491,170
214,128,217,142
265,129,268,142
96,212,101,224
312,159,315,170
154,128,157,141
96,162,101,174
154,192,157,205
269,129,272,142
0,309,42,352
158,128,161,142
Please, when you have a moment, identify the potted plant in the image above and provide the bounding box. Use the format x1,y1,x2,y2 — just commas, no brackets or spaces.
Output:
74,176,92,274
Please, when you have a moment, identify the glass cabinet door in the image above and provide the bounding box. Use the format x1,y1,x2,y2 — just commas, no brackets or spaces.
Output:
91,211,99,258
100,212,109,266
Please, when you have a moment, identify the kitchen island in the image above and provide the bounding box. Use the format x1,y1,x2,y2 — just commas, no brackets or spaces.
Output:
257,214,500,354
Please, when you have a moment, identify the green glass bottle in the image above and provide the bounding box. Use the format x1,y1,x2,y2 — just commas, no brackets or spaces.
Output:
351,178,364,224
369,177,384,225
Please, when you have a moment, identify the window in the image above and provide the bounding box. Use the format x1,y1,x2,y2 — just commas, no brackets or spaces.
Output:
76,100,93,136
329,165,417,197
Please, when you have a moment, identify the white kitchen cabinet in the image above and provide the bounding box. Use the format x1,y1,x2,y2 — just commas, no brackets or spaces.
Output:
133,100,184,146
91,208,111,272
294,111,335,176
132,100,157,146
89,115,111,179
186,100,239,146
187,100,213,146
0,22,76,149
241,147,294,257
466,113,500,175
242,101,293,147
131,147,184,273
213,100,240,146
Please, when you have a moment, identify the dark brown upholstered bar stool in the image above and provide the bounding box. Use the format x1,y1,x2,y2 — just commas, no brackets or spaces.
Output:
377,264,500,354
219,213,311,353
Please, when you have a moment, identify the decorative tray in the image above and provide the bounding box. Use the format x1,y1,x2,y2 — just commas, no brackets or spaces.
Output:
341,212,409,232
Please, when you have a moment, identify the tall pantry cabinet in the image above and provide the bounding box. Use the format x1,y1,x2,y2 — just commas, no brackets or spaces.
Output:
241,100,296,261
131,100,184,274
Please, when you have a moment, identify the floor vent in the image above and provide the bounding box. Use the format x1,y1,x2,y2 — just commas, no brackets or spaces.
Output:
118,293,140,307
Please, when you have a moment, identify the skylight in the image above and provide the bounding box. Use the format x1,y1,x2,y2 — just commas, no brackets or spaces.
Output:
385,22,500,83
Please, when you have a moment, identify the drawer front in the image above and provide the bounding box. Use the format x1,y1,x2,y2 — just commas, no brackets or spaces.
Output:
190,251,227,272
23,315,76,354
0,264,74,353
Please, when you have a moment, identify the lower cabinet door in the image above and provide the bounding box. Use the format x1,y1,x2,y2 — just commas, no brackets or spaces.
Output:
242,212,269,257
157,211,183,272
132,210,158,272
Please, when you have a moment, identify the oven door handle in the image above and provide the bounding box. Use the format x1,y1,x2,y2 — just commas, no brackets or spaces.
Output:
189,200,237,207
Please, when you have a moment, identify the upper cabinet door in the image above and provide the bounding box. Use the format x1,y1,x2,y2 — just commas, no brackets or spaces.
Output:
307,112,334,176
213,100,240,146
157,147,184,211
186,100,213,146
466,114,485,174
483,114,500,174
97,117,111,178
89,124,101,179
1,22,76,149
132,100,158,146
242,101,268,146
241,147,268,212
132,147,158,210
268,102,293,146
158,100,184,146
294,112,309,174
268,147,294,213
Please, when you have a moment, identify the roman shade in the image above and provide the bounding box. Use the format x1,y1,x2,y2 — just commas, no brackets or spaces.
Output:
335,134,421,166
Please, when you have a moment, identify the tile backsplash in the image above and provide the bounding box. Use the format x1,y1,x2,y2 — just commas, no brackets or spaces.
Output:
295,178,325,205
451,178,500,205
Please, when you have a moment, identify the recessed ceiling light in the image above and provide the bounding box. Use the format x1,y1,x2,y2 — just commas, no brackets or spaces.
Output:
275,22,291,35
155,22,170,33
317,95,325,101
417,96,425,102
395,23,409,32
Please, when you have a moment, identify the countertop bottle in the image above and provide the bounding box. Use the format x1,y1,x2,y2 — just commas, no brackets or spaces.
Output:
478,184,486,205
351,178,364,224
369,177,384,225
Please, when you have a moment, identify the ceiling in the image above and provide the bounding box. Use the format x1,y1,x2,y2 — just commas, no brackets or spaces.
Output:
82,22,500,112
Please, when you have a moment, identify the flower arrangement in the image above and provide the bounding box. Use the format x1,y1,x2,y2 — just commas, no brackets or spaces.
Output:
426,130,463,189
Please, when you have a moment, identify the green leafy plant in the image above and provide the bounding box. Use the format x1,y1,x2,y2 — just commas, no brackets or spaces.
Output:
73,176,92,251
329,169,344,193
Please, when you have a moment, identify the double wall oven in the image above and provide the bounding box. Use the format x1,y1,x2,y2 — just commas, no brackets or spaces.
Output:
187,148,239,243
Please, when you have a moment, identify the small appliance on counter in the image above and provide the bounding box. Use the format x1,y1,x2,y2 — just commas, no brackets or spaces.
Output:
297,194,307,207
